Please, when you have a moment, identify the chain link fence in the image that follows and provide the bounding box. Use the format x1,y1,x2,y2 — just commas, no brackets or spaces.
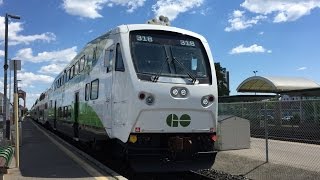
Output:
218,99,320,170
219,99,320,143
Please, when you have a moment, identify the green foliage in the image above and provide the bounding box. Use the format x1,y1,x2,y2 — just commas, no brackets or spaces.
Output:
214,63,230,96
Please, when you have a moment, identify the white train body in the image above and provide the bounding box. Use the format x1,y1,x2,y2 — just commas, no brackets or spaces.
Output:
31,24,218,171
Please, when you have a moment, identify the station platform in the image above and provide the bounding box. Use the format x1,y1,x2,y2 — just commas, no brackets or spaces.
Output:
2,118,126,180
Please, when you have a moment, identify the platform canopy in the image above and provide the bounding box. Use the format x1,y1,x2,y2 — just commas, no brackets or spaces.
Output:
237,76,320,93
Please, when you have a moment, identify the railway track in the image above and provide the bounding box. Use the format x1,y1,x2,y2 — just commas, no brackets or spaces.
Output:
34,119,251,180
128,170,251,180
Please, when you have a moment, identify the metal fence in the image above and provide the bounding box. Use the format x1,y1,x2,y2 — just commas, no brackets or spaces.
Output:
219,99,320,144
218,99,320,172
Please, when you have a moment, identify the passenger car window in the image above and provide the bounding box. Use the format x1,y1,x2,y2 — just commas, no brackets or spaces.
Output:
85,83,90,101
90,79,99,100
115,43,125,72
80,55,85,72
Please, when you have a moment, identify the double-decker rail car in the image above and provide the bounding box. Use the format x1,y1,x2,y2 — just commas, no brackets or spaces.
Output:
31,92,49,124
31,23,218,172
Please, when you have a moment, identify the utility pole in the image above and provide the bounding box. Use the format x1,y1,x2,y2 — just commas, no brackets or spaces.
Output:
3,13,20,140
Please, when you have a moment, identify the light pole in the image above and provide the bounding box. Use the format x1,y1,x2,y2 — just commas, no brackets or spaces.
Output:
3,13,20,140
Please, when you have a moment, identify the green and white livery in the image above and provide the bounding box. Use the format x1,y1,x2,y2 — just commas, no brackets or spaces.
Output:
31,23,218,172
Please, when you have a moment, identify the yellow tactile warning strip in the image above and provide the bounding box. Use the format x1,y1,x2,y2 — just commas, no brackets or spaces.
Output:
31,120,115,180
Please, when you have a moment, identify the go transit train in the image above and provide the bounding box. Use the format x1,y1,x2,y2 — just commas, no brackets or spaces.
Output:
31,21,218,172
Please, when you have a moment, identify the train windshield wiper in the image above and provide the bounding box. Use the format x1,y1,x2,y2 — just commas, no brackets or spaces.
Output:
152,46,170,82
169,47,198,84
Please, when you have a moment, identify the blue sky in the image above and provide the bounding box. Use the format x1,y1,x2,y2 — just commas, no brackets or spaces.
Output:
1,0,320,108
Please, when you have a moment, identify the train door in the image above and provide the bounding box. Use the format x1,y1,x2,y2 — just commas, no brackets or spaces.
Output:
112,43,128,129
54,100,57,129
74,92,80,140
104,42,114,130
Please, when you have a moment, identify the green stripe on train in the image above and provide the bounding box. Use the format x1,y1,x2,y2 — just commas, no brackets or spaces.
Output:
47,102,104,128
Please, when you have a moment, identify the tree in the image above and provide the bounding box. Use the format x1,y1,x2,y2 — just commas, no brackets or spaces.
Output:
214,63,230,96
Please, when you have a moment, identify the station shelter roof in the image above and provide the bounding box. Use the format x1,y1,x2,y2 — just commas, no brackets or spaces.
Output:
237,76,320,93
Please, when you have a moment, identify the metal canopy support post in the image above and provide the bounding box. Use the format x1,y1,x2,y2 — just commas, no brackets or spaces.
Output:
264,102,269,163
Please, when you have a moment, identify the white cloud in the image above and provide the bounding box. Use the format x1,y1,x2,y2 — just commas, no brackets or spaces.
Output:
38,64,67,75
200,7,211,16
259,31,264,35
110,0,146,13
0,16,56,45
225,10,266,32
241,0,320,23
62,0,146,19
17,72,54,87
297,67,307,71
14,46,77,63
152,0,204,21
0,50,4,57
25,93,42,109
0,0,3,5
230,44,272,54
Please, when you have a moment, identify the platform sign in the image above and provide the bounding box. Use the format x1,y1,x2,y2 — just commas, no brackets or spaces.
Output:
10,60,21,71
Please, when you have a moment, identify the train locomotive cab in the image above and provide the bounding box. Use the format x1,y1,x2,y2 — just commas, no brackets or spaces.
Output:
30,23,218,173
111,25,218,172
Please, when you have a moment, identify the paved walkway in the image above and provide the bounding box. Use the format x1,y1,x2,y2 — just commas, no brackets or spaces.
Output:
226,138,320,172
214,138,320,180
4,119,119,180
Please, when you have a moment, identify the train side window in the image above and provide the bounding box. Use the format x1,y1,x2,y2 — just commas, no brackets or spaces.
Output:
93,46,97,62
105,48,114,73
115,44,125,72
63,106,68,117
63,74,66,85
85,83,90,101
80,55,85,72
75,61,79,75
68,69,72,80
90,79,99,100
63,107,66,118
68,106,72,117
58,107,62,117
64,71,68,83
70,65,75,79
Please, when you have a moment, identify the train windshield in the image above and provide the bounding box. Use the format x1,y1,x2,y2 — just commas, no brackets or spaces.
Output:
130,30,212,84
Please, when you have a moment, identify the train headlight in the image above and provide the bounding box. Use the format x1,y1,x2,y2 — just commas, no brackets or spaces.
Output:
202,98,209,106
180,89,187,97
171,87,189,98
146,95,154,105
172,88,179,97
201,95,214,107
